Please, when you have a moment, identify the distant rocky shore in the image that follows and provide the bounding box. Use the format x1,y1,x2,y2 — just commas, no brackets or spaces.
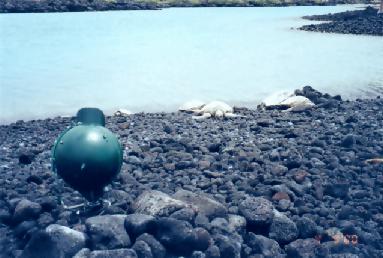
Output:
299,6,383,36
1,86,383,257
0,0,377,13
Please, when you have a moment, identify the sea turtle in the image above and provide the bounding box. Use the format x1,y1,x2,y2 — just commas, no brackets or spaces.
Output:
280,95,315,111
114,108,133,116
191,101,243,119
262,90,295,107
261,92,314,111
178,100,206,113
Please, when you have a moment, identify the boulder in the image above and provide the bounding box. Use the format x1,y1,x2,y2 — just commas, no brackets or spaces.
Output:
238,197,274,231
13,199,42,223
285,238,321,258
227,214,247,234
89,249,137,258
213,234,241,258
136,233,166,258
173,190,227,219
133,190,189,217
132,240,153,258
73,248,91,258
20,231,64,258
154,217,195,255
46,224,86,258
296,217,318,239
124,213,156,240
86,215,130,250
269,211,298,244
246,232,282,257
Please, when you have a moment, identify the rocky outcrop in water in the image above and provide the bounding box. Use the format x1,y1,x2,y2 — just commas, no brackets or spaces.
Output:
300,6,383,36
0,86,383,257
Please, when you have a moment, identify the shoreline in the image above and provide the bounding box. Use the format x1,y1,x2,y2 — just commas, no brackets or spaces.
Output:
1,87,383,257
0,1,377,14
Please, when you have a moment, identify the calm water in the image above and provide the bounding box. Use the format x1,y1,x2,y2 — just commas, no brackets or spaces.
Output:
1,5,382,123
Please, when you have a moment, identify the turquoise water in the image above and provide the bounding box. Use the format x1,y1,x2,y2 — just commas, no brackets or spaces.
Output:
1,5,382,123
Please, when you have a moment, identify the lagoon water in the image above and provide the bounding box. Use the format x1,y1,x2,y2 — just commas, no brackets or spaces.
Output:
1,5,382,123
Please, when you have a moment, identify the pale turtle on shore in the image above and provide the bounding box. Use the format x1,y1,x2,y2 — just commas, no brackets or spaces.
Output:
280,95,315,110
261,92,314,111
262,91,295,107
191,101,243,119
178,100,206,112
114,108,133,116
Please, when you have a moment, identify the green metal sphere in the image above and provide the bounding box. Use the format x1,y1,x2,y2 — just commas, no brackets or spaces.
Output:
52,124,123,201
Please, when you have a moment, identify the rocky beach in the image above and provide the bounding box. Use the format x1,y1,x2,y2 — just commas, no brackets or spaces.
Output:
299,6,383,36
0,87,383,257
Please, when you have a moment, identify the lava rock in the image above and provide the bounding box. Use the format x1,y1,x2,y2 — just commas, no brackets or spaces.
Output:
173,190,227,219
341,134,357,148
20,231,64,258
133,190,189,217
246,232,282,257
124,214,156,240
18,151,35,165
169,207,196,223
296,217,318,239
86,215,131,250
239,197,274,232
213,233,241,258
89,249,137,258
269,211,298,244
285,238,321,258
324,182,349,198
132,240,153,258
154,218,198,256
136,233,166,258
45,224,86,257
13,199,42,223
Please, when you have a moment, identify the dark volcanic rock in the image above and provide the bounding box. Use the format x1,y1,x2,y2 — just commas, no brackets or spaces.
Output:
154,217,208,256
136,233,166,258
20,231,64,258
88,249,137,258
300,7,383,36
239,197,274,232
124,213,156,240
45,224,86,257
86,215,131,250
269,211,299,244
173,189,227,219
18,150,35,165
296,217,318,239
285,238,321,258
13,199,42,223
324,182,349,198
132,240,153,258
246,232,282,257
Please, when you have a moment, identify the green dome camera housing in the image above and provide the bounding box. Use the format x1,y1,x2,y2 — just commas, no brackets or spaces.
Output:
52,108,123,201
